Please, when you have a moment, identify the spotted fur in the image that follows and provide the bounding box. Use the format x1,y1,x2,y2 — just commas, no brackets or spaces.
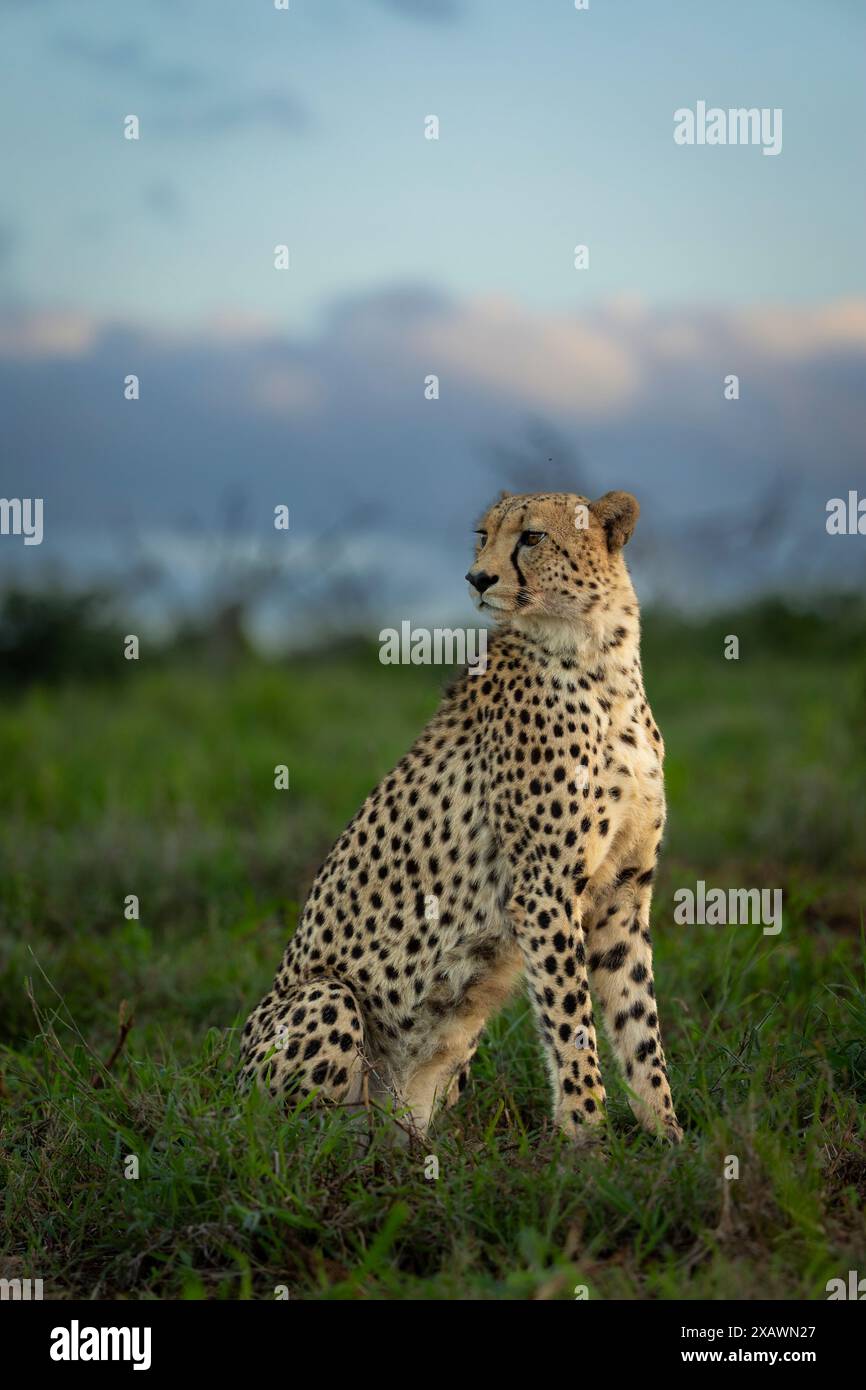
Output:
239,491,682,1145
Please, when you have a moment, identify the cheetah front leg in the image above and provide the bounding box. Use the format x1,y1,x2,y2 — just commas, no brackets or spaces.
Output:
584,860,682,1142
510,869,607,1145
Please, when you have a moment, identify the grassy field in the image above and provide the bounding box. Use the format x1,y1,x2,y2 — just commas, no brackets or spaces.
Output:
1,600,865,1300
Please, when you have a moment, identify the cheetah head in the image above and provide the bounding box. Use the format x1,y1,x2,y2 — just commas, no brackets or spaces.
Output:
466,490,639,629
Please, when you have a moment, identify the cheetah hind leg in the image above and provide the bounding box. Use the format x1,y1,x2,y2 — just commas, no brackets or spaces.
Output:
238,978,367,1109
444,1035,482,1111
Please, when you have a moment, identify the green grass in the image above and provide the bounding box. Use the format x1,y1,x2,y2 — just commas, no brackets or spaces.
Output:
1,605,865,1299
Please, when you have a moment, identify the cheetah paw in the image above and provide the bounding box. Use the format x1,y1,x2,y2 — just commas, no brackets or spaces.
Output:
660,1116,684,1145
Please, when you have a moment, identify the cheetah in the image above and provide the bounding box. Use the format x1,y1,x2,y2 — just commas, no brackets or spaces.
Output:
239,490,682,1146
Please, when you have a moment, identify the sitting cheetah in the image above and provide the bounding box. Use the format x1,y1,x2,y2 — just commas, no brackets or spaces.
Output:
240,490,682,1145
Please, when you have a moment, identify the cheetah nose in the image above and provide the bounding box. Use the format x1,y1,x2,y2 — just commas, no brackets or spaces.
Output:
466,570,499,595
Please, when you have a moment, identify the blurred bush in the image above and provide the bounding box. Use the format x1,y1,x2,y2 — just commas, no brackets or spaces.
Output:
644,593,866,661
0,587,124,689
2,581,865,702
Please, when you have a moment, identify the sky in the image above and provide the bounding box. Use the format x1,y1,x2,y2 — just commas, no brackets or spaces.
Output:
3,0,865,325
1,0,865,624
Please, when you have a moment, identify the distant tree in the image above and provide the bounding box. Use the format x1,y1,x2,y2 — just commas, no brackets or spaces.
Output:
482,416,589,496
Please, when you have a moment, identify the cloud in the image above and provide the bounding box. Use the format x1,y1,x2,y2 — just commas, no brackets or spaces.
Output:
176,92,310,136
1,289,864,579
248,364,325,418
52,31,309,137
734,302,866,358
0,310,99,358
142,179,183,221
4,290,866,404
54,32,202,91
373,0,464,20
411,295,641,418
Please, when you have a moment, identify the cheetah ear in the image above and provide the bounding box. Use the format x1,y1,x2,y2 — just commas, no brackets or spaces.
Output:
590,491,639,551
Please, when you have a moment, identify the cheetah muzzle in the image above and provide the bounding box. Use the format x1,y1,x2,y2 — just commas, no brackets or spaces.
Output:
239,490,683,1147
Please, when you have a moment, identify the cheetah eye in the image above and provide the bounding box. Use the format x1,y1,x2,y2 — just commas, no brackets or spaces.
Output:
520,530,546,547
474,530,487,542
